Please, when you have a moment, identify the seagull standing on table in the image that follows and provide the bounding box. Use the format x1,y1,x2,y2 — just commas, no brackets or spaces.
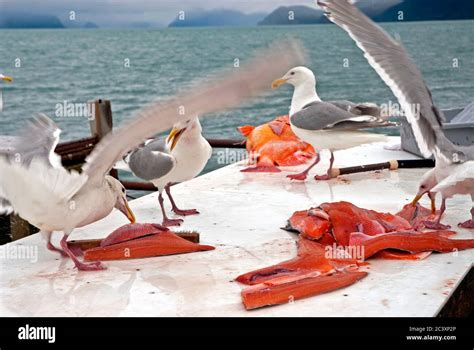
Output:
123,117,212,226
0,40,306,271
272,66,394,181
316,0,472,228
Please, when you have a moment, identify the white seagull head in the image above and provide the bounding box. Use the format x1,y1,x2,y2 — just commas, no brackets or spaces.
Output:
411,168,438,209
167,117,201,151
107,175,136,223
271,66,316,89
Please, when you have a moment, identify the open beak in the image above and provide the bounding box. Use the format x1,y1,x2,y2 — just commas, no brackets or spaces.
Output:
118,200,136,223
271,78,288,89
167,127,186,151
1,76,13,82
411,193,423,207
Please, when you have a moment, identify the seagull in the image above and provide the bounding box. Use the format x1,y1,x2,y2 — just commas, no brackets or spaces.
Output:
272,66,395,181
123,117,212,226
413,155,474,229
0,115,136,271
0,40,306,271
316,0,470,227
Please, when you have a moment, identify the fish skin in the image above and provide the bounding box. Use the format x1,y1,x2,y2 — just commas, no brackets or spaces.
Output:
85,230,214,261
238,115,316,172
349,231,474,261
101,223,169,247
241,270,368,310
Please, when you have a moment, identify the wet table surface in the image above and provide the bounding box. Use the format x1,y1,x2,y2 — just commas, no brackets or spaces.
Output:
1,137,472,316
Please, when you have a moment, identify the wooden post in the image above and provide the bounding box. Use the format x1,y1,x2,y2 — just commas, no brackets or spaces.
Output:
89,99,117,178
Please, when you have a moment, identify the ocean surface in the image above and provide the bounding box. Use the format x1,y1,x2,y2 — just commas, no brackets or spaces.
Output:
0,21,473,191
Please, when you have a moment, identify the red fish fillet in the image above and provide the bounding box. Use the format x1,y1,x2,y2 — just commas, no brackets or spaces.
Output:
287,208,332,240
238,115,316,172
241,270,368,310
85,230,214,261
320,202,412,245
349,231,474,260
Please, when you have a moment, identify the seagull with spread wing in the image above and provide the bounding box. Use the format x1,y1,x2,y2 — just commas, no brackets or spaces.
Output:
316,0,472,228
271,66,395,181
0,40,305,271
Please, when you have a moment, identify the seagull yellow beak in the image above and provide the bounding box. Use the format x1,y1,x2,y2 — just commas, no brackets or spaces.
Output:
411,193,423,207
1,76,13,82
117,199,136,223
271,78,288,89
167,127,186,151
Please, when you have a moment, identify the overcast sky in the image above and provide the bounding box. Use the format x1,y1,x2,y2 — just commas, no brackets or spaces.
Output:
1,0,328,26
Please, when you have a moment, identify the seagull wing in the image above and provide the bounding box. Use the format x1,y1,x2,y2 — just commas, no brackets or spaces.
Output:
317,0,465,163
0,114,89,214
82,40,305,185
291,101,394,131
432,161,474,194
127,138,176,181
12,114,62,168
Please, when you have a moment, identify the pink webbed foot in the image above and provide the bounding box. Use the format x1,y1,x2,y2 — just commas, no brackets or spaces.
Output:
458,220,474,229
423,220,451,230
74,260,107,271
162,218,183,227
47,242,69,258
172,208,199,216
287,172,308,181
314,174,331,181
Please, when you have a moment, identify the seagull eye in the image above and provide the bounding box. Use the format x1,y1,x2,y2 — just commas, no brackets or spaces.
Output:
420,185,426,189
290,72,295,75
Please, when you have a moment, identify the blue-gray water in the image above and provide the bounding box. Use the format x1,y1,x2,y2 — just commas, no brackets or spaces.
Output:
0,21,473,187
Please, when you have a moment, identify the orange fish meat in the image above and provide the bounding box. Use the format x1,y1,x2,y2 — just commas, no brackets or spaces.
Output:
84,223,214,261
238,115,316,172
237,201,474,310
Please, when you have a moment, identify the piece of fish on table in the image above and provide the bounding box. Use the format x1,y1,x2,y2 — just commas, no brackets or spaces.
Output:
238,115,316,172
236,201,474,310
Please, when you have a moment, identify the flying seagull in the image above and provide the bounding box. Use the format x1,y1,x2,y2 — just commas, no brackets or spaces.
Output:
0,40,306,271
316,0,471,228
272,66,395,181
123,117,212,226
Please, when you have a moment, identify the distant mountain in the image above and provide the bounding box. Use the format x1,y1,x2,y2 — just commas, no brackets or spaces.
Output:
168,9,266,27
258,5,324,25
0,13,64,28
374,0,474,22
259,0,474,25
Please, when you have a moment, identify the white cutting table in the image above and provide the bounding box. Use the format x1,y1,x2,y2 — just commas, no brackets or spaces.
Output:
0,137,472,317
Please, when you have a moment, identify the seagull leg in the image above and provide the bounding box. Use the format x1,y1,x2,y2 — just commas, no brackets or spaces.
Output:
314,151,335,181
458,207,474,229
423,197,451,230
287,153,321,181
60,234,106,271
165,183,199,216
44,231,68,257
158,190,183,226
